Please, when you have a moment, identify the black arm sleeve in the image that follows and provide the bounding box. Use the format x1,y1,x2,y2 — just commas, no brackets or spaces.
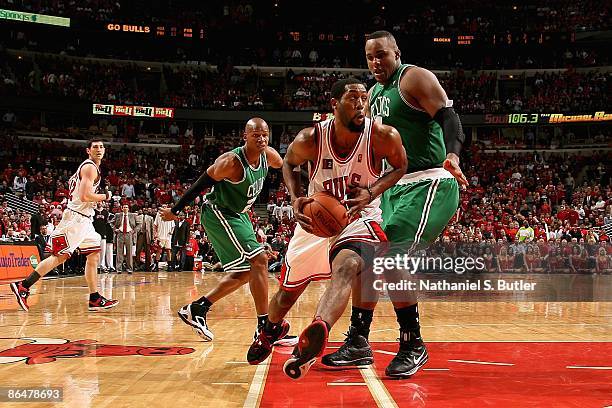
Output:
171,171,216,215
433,107,465,156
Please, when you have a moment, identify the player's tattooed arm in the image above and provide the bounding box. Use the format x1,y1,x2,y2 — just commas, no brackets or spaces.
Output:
283,127,318,232
345,122,406,218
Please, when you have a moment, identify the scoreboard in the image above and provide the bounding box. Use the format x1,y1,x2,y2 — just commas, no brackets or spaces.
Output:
105,22,205,39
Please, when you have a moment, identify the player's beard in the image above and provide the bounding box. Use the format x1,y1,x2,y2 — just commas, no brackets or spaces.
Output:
347,117,365,133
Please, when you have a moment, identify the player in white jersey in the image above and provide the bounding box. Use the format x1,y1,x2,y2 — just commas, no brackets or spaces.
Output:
247,78,407,379
10,139,118,312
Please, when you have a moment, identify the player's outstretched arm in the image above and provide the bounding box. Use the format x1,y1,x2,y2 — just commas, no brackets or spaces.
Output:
283,127,317,232
79,164,108,203
162,153,240,220
265,146,283,169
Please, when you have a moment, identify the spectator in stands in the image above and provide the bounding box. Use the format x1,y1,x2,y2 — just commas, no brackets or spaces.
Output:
12,173,27,195
170,212,189,271
153,204,175,271
183,230,199,272
114,204,136,274
135,207,155,271
93,202,110,272
33,224,49,259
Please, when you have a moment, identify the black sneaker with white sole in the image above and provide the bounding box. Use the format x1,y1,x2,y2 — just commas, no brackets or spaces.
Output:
321,326,373,367
385,330,429,378
177,302,214,341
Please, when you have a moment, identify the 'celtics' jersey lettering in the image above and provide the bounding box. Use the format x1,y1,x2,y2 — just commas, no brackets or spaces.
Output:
206,146,268,213
369,64,446,172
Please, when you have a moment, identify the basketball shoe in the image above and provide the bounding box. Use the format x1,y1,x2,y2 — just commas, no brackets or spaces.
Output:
283,318,329,380
321,325,373,367
252,322,298,347
177,302,214,341
88,295,119,311
385,330,429,377
247,319,292,365
9,281,30,311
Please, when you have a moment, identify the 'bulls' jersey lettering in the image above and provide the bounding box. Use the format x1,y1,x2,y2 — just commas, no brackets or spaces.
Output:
309,118,381,210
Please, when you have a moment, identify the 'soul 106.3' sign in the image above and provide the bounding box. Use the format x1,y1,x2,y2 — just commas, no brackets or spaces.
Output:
484,111,611,125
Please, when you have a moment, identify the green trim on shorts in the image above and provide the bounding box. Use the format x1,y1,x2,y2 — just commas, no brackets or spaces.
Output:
201,203,263,272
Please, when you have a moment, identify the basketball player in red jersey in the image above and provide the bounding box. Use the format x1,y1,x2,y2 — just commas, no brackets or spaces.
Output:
10,139,118,312
247,78,407,379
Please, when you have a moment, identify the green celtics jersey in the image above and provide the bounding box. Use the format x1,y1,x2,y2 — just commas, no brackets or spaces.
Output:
206,146,268,213
369,64,446,172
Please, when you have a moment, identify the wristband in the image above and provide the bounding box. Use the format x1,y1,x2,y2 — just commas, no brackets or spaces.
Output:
366,186,374,203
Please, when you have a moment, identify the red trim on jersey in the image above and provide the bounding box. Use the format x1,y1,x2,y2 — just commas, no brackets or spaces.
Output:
365,120,382,178
327,119,364,164
366,219,388,242
76,159,100,182
80,246,101,255
309,122,323,180
279,259,332,290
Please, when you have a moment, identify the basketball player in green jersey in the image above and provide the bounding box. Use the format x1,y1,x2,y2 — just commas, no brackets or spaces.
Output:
323,31,469,377
160,118,289,345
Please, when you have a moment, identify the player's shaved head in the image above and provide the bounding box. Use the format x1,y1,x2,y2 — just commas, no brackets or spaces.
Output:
366,30,398,47
245,117,269,133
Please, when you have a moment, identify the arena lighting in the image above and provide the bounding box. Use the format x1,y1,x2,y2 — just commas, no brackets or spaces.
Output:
0,8,70,27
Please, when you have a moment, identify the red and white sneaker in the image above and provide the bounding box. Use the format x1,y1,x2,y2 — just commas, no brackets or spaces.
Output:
88,296,119,311
9,281,30,311
283,318,329,380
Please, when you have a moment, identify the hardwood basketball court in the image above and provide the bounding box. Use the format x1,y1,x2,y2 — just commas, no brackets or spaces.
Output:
1,272,611,407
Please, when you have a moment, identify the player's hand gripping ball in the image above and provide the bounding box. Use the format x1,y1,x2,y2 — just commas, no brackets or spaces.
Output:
302,192,349,237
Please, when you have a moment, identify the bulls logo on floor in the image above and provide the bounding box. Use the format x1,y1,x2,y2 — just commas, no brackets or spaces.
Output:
0,337,195,365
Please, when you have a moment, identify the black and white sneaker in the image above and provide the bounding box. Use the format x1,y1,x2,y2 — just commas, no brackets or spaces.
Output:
177,302,214,341
321,326,373,367
385,330,429,378
253,323,298,347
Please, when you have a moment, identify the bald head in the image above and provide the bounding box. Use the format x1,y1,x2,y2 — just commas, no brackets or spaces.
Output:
245,117,269,133
243,117,270,153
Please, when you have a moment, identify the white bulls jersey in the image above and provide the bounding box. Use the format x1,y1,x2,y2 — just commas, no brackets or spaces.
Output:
66,159,100,217
309,117,382,212
280,117,388,290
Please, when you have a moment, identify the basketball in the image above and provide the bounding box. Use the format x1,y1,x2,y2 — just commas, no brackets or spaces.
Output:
302,192,349,237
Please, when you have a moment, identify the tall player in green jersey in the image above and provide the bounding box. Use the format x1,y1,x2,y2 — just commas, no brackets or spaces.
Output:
323,31,469,377
161,118,288,346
